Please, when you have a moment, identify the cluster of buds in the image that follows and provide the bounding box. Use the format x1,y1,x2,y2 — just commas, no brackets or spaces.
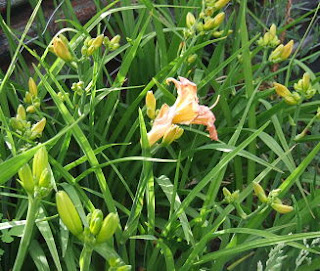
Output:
273,82,301,105
24,78,40,113
185,0,231,38
71,81,85,96
56,191,119,244
293,72,316,99
10,104,46,140
18,147,52,198
222,188,247,219
269,40,294,63
253,182,293,214
257,24,280,48
81,34,120,57
50,35,74,62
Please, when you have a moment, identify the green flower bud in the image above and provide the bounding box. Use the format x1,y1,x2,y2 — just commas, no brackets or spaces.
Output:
17,105,26,121
95,213,119,243
26,105,36,113
30,118,46,139
24,92,33,104
18,164,34,195
10,118,25,131
56,191,83,236
253,182,268,203
28,78,38,97
110,35,121,45
33,146,48,183
186,12,196,29
38,168,51,189
89,209,103,236
187,54,197,64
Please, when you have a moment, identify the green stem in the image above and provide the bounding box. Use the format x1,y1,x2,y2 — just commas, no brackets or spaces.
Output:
12,197,40,271
79,243,93,271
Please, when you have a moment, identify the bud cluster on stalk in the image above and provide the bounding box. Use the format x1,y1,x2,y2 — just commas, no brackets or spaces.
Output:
18,147,52,198
56,191,119,245
184,0,232,38
222,187,247,219
253,182,293,214
257,24,280,48
81,34,121,58
10,78,46,141
269,40,294,63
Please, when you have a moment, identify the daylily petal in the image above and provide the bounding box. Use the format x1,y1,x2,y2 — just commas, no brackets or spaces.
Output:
191,105,218,140
147,104,173,146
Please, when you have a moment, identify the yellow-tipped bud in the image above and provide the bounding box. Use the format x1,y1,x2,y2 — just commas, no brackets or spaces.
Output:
162,125,184,146
56,191,83,236
28,78,38,97
18,164,34,195
95,213,119,243
146,91,157,119
280,40,294,60
33,146,48,183
273,82,291,98
92,34,104,48
214,0,231,10
31,118,46,138
271,202,294,214
253,182,268,203
211,12,225,28
186,12,196,29
89,209,103,236
52,35,73,62
17,105,26,121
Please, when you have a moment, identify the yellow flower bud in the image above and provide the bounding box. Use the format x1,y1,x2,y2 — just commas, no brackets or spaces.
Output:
211,12,225,28
203,18,216,31
24,92,32,104
92,34,104,48
18,164,34,195
186,12,196,29
52,35,73,62
95,213,119,243
269,24,277,36
271,202,294,214
33,146,48,183
253,182,268,203
110,35,121,46
214,0,231,10
162,125,184,146
146,91,157,119
17,105,26,121
31,118,46,137
89,209,103,236
273,82,291,98
280,40,294,60
26,105,36,114
269,44,284,62
28,78,38,97
56,191,83,236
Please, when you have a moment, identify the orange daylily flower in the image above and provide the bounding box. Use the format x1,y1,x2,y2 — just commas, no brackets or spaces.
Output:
146,77,218,146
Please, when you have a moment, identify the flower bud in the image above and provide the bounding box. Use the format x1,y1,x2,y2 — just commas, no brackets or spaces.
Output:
316,107,320,119
28,78,38,97
187,54,197,64
17,105,26,121
203,18,216,31
280,40,294,60
269,24,277,36
38,168,51,189
56,191,83,236
253,182,268,203
273,82,291,97
92,34,104,48
162,125,184,146
269,44,283,62
24,92,33,104
26,105,36,113
146,91,156,119
18,164,34,195
211,12,225,28
214,0,230,10
110,34,121,45
95,213,119,243
223,187,232,199
271,200,293,214
33,146,48,183
30,118,46,139
186,12,196,29
10,118,25,131
109,35,121,50
52,35,73,62
89,209,103,236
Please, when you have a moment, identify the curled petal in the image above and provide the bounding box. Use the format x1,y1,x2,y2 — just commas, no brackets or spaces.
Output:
191,105,218,141
147,104,173,146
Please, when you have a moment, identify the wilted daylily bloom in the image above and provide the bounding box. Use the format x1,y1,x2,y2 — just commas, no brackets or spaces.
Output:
146,77,218,146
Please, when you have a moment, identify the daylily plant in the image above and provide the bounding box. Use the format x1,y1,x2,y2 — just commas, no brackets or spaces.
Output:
147,77,218,146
